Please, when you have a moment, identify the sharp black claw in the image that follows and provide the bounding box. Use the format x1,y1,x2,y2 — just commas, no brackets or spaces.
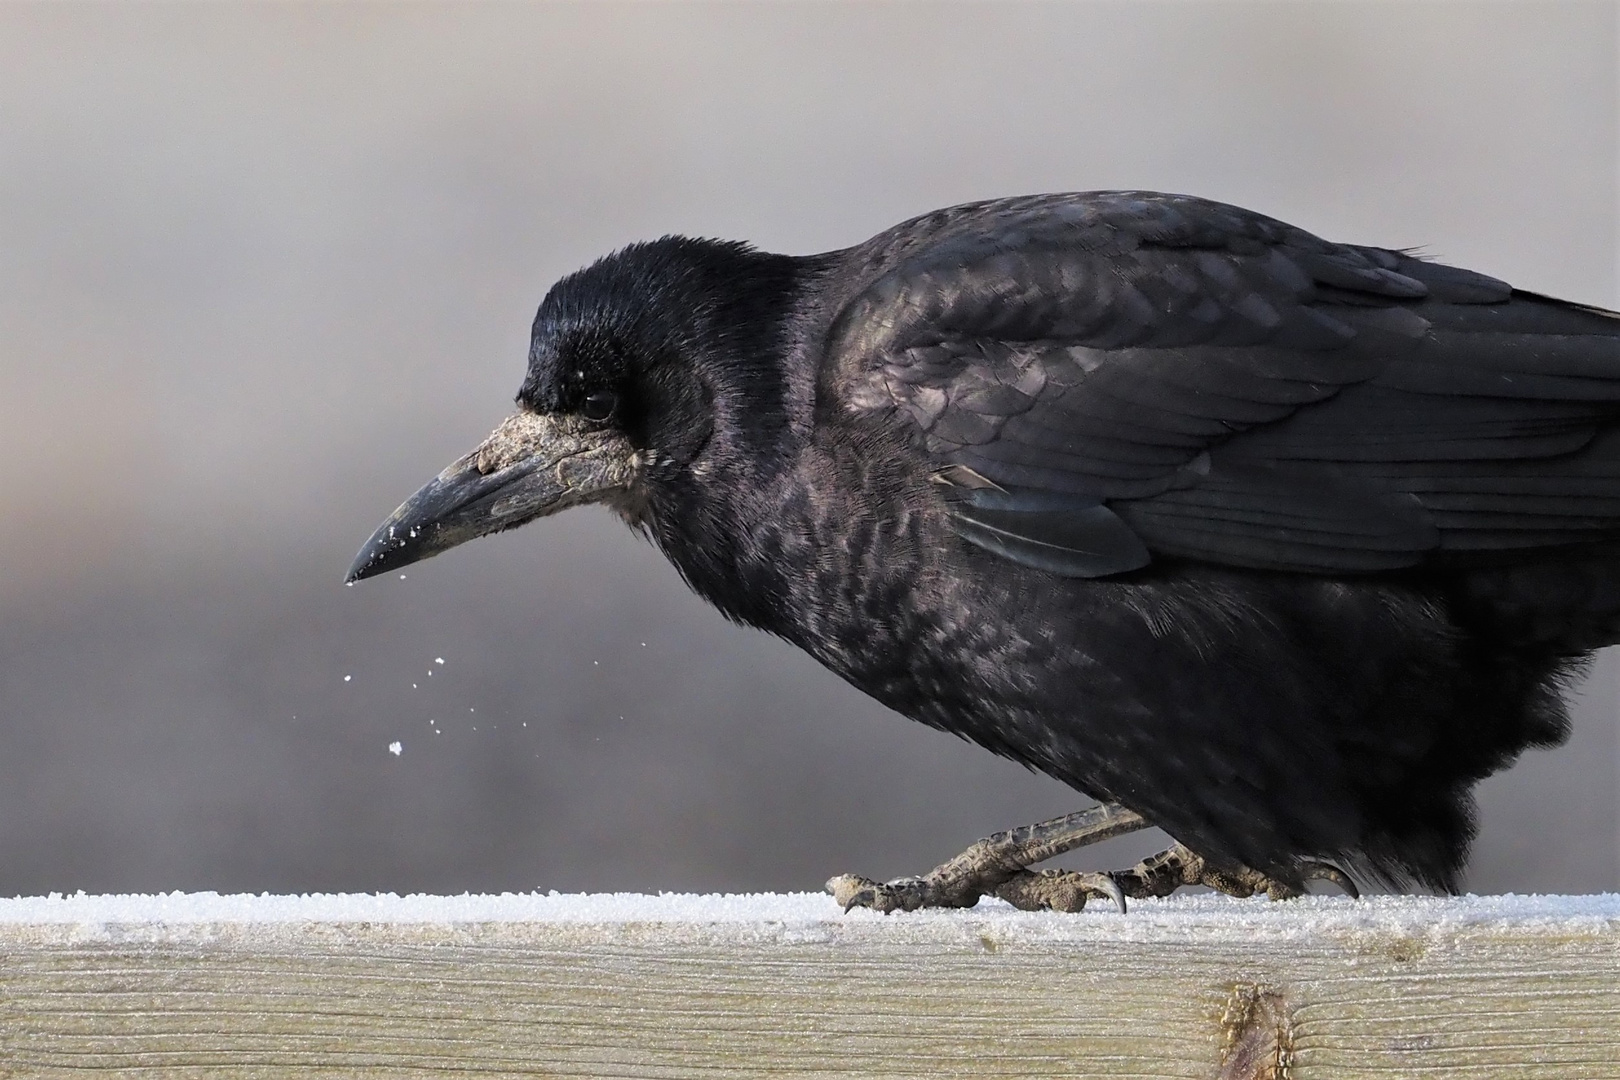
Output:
1302,861,1361,899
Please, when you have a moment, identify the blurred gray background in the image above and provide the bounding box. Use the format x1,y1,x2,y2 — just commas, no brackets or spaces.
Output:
1,1,1616,897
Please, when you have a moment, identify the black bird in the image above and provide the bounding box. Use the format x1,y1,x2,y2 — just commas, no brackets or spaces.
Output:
350,191,1620,912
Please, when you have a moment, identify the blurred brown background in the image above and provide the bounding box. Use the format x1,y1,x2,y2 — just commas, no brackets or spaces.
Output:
1,2,1615,896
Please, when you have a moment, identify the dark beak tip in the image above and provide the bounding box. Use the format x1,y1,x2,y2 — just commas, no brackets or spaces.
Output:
344,542,386,585
345,522,418,585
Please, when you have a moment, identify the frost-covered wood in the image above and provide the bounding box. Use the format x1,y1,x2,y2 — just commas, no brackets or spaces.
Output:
1,892,1618,1078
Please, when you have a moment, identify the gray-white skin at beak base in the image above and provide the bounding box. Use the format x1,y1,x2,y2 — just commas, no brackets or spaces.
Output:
346,411,640,582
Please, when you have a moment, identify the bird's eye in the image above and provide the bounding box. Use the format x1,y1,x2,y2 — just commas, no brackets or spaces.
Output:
581,390,618,423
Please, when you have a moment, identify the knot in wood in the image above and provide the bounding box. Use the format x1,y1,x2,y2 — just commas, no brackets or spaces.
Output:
1219,982,1293,1080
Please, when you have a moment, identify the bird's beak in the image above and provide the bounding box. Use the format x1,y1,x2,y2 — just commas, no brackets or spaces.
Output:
346,411,639,583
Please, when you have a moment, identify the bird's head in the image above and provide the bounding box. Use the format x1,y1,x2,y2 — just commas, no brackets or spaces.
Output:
346,237,803,584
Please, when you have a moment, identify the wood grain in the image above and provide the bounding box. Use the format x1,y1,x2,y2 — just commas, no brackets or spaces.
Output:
1,894,1617,1078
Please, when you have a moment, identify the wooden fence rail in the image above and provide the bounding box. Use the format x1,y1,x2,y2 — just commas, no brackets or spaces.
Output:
0,891,1617,1078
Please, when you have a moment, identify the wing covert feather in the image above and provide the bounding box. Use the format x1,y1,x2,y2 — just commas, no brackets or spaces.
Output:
830,192,1620,575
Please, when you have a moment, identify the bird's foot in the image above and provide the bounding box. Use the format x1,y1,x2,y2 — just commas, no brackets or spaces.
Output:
1105,843,1361,902
829,827,1359,915
826,802,1147,914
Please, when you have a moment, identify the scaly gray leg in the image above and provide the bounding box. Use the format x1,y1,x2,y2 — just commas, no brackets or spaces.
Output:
826,803,1148,914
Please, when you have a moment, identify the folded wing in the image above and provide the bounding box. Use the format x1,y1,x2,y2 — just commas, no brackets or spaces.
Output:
831,191,1620,575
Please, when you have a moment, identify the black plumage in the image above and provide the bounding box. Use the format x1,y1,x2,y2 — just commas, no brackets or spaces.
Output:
351,191,1620,896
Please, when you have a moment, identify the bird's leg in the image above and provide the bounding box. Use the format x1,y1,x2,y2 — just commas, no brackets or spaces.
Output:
827,803,1148,914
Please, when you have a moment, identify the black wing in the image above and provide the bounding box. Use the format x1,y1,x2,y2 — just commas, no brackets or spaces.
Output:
830,191,1620,576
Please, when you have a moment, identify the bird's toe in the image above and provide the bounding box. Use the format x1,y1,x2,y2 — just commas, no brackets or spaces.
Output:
826,874,884,912
993,869,1127,913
